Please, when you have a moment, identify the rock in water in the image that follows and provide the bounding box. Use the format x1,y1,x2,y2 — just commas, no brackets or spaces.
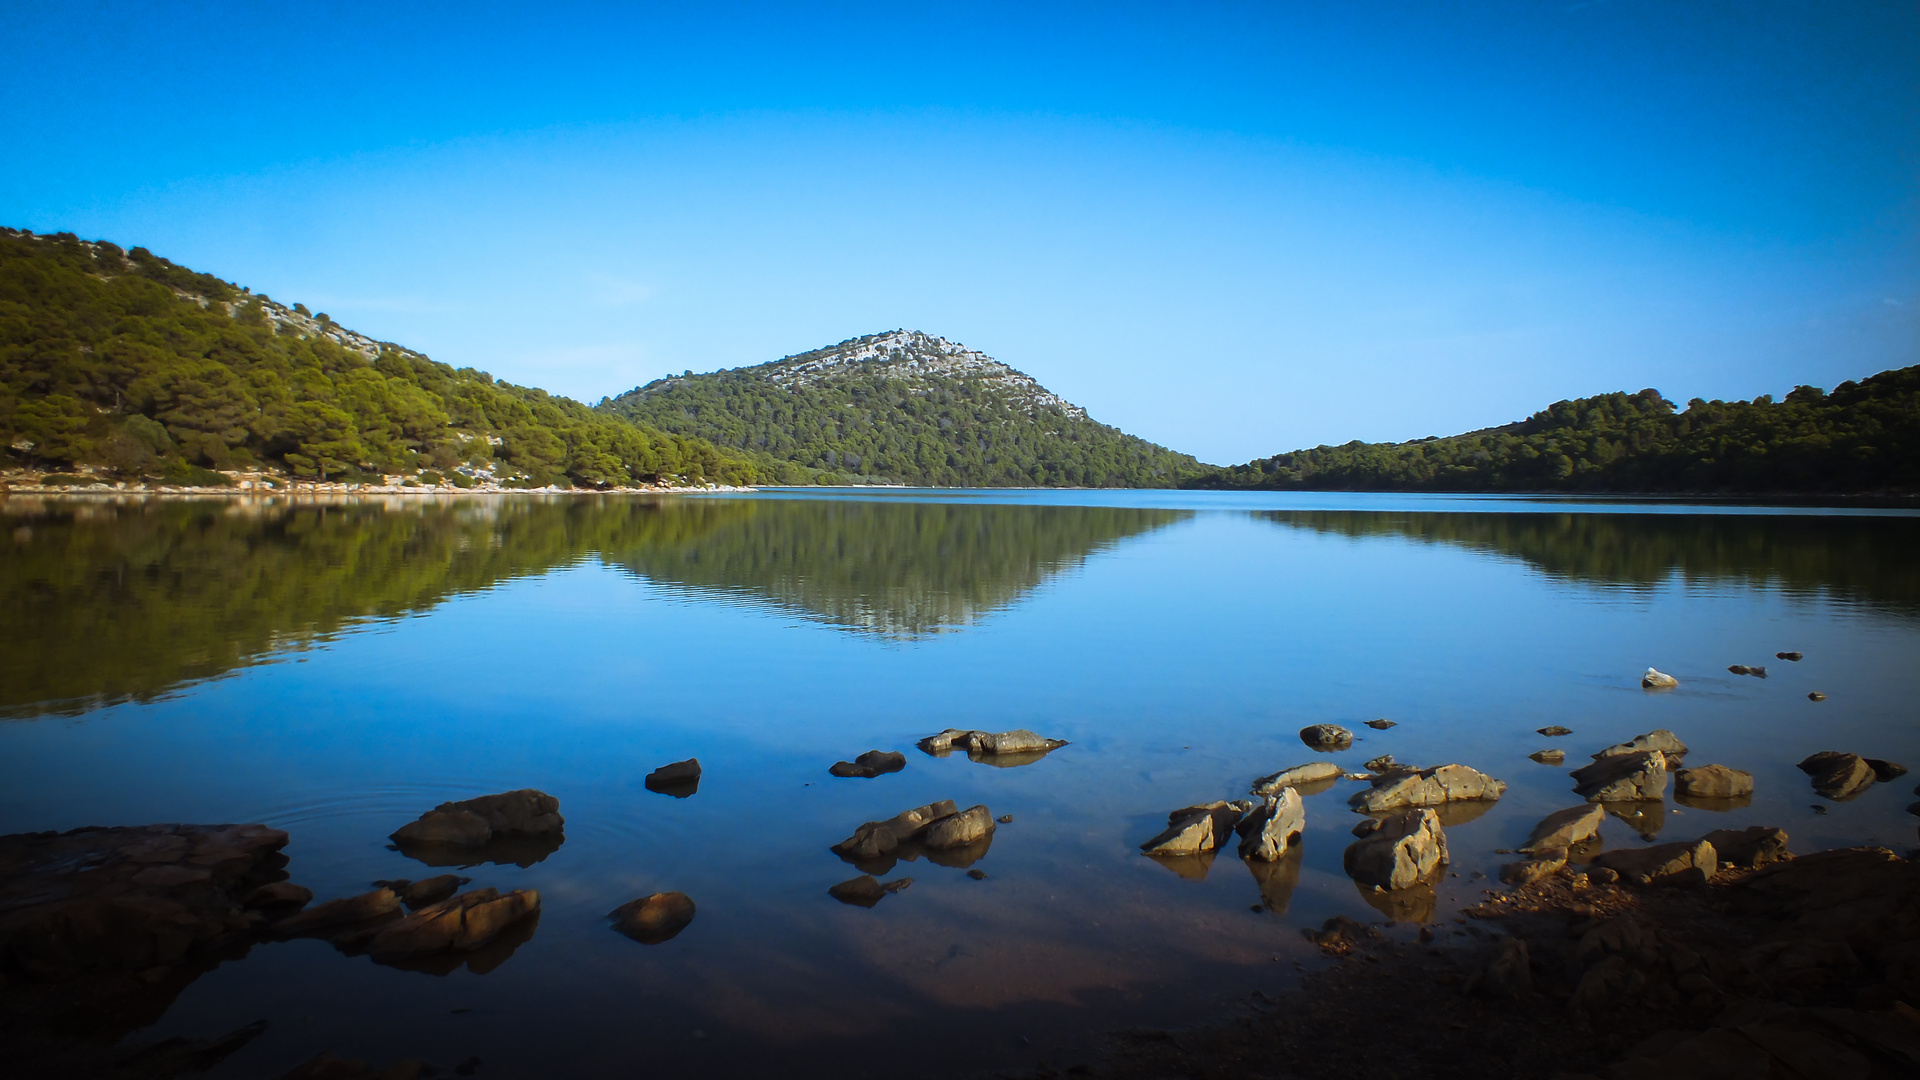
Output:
831,800,960,859
1641,667,1679,689
1501,847,1568,886
400,874,464,908
1797,752,1877,800
1571,750,1670,803
1701,826,1788,867
1343,808,1448,891
1349,764,1506,813
1528,749,1565,764
923,805,995,849
243,881,313,910
828,750,908,778
608,891,695,943
1808,692,1827,701
1519,804,1607,853
1728,664,1751,675
1365,719,1397,729
1236,788,1306,862
1250,761,1343,795
367,887,540,962
1141,801,1251,856
1866,759,1909,782
1299,724,1354,752
1591,839,1717,886
644,759,702,796
827,875,912,907
916,729,1067,755
1537,725,1573,737
1673,764,1754,799
1591,729,1688,764
1776,650,1803,661
391,790,564,848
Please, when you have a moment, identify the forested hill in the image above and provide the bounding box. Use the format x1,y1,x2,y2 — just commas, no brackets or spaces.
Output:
1187,369,1920,494
598,330,1203,487
0,228,755,487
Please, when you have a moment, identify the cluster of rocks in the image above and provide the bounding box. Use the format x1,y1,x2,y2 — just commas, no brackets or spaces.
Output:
828,750,906,778
916,728,1067,766
1140,790,1307,865
1798,751,1906,800
832,799,996,862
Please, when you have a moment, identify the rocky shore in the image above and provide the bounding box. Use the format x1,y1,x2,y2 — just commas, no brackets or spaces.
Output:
0,467,753,496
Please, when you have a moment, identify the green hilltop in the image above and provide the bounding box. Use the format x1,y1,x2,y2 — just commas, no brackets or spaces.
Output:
597,329,1204,487
0,229,756,487
1187,373,1920,495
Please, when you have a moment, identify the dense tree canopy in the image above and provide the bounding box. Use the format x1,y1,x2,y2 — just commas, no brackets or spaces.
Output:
1189,375,1920,494
598,335,1203,487
0,229,755,486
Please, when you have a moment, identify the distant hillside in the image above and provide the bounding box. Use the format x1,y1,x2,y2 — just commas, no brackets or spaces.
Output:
0,228,755,487
1187,369,1920,494
598,330,1203,487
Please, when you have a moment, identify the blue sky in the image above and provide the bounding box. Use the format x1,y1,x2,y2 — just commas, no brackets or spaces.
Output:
4,1,1915,463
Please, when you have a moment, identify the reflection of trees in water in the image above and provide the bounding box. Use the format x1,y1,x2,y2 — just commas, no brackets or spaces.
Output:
1263,510,1920,614
0,495,1185,719
614,501,1188,639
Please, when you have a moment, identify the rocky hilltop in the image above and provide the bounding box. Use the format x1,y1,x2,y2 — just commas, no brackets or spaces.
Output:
600,330,1202,487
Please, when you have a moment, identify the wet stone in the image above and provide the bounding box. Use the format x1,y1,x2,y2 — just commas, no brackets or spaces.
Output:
609,891,695,943
1251,761,1343,795
1797,752,1877,800
1365,719,1397,729
1299,724,1354,752
1538,726,1574,737
1673,764,1754,799
1529,749,1565,764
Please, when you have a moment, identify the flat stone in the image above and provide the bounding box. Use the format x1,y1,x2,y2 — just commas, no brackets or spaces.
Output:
1797,752,1877,800
1349,764,1506,813
916,729,1067,755
1343,808,1448,891
1591,729,1688,764
1141,801,1249,856
1520,804,1607,853
1299,724,1354,752
1236,788,1305,862
1590,839,1717,886
1571,750,1670,802
923,805,995,849
608,891,694,944
1538,726,1574,737
274,889,401,936
1365,719,1397,729
1529,749,1565,764
1674,764,1754,799
1250,761,1343,795
400,874,463,908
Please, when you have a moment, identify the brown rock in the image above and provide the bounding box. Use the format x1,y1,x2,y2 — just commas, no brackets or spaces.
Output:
1236,788,1306,862
400,874,463,908
1501,848,1567,886
1343,808,1447,891
1141,801,1250,856
1520,804,1606,853
1777,651,1803,660
608,891,695,944
1538,725,1573,736
923,805,995,849
1250,761,1343,795
1529,749,1565,764
1797,752,1877,800
242,882,313,910
1590,838,1716,886
827,875,911,907
1591,729,1688,764
1867,758,1908,782
1571,750,1670,802
916,729,1067,755
274,889,402,936
831,799,959,859
829,750,907,778
1364,719,1397,729
1349,763,1505,812
1674,764,1754,799
1299,724,1354,752
391,789,564,847
1701,826,1788,868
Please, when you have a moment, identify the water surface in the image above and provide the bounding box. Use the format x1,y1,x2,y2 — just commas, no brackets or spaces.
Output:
3,490,1917,1077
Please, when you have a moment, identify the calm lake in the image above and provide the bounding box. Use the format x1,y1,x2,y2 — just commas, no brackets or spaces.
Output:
4,489,1918,1077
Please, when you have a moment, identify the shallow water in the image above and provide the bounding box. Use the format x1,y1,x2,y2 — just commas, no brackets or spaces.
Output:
3,490,1918,1077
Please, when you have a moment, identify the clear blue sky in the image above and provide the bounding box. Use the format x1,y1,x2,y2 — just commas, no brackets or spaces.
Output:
5,1,1915,463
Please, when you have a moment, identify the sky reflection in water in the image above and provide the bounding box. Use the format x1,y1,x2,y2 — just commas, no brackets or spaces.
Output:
2,490,1916,1078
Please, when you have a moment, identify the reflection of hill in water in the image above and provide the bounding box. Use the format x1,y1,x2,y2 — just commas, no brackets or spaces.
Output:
1265,510,1920,614
0,495,1184,719
613,500,1188,638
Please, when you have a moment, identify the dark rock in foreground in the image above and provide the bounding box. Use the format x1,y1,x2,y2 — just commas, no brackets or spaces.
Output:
829,749,907,778
608,891,695,944
390,789,564,848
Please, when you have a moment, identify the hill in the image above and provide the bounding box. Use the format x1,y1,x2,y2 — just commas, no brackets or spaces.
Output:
0,228,756,487
1186,370,1920,494
597,329,1203,487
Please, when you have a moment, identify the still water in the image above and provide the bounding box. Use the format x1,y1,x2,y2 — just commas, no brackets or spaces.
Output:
4,490,1918,1077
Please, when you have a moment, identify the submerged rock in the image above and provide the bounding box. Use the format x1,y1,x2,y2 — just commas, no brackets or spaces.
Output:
1640,668,1679,690
1797,752,1878,800
1365,719,1397,730
1528,749,1565,764
1673,764,1753,799
609,891,695,944
831,800,960,859
828,750,907,778
1348,764,1505,813
1701,826,1789,868
366,887,540,962
1141,801,1251,857
917,728,1068,756
1571,750,1670,802
400,874,464,908
644,759,701,796
1299,724,1354,752
827,875,913,907
1250,761,1343,795
1343,808,1448,891
391,790,564,848
1236,789,1305,862
923,805,995,849
1592,839,1717,886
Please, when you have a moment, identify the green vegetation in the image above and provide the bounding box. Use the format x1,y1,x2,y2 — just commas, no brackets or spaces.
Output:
598,330,1203,487
0,228,755,486
0,494,1185,717
1191,371,1920,494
